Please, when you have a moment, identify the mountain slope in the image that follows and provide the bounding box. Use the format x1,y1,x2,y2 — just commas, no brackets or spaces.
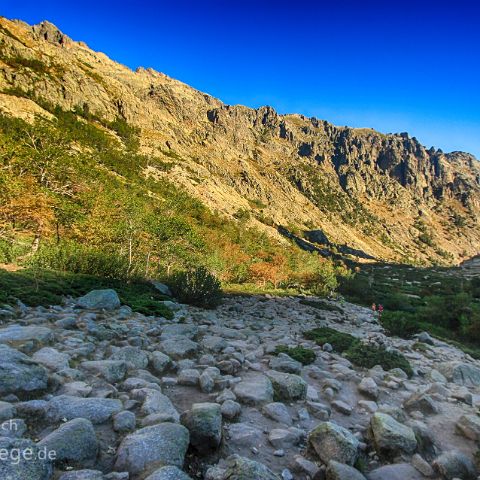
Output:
0,17,479,265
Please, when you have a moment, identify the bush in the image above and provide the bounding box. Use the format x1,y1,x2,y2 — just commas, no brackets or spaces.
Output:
274,345,316,365
345,342,413,377
300,299,343,313
30,242,130,279
170,266,222,308
380,311,420,339
0,267,173,319
304,327,358,353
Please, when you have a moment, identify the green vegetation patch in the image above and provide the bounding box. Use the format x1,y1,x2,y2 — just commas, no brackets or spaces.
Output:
274,345,316,365
380,311,420,339
0,268,173,319
300,299,344,313
345,342,413,378
304,327,357,353
170,266,222,309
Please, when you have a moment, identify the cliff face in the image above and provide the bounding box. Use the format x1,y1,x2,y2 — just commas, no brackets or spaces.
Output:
1,17,479,264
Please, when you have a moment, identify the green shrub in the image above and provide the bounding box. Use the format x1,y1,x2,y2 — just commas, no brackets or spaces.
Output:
304,327,358,353
380,311,420,338
300,299,343,313
345,342,413,377
30,242,130,279
170,266,222,308
274,345,316,365
0,267,173,318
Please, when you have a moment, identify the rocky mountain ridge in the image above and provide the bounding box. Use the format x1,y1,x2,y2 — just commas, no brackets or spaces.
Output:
0,17,479,264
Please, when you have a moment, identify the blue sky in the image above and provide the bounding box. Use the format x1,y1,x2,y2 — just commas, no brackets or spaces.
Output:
3,0,480,157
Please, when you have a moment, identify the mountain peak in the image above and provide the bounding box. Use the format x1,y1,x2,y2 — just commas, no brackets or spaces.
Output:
31,20,71,46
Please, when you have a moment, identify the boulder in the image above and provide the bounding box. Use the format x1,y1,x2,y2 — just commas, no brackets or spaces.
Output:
136,389,179,421
0,344,48,395
367,463,424,480
266,370,307,401
151,281,172,297
114,423,189,475
228,423,263,447
159,336,199,360
146,466,193,480
38,418,98,463
438,361,480,387
0,437,53,480
308,421,359,466
263,402,292,426
358,377,378,399
326,461,367,480
46,395,122,424
181,403,222,453
81,360,127,383
234,374,274,405
109,346,149,370
269,353,302,374
77,289,120,309
370,413,417,456
151,351,172,374
221,400,241,420
33,347,70,370
268,427,303,449
113,410,136,432
455,414,480,441
0,325,53,346
219,454,280,479
432,450,477,480
403,392,438,414
161,325,198,340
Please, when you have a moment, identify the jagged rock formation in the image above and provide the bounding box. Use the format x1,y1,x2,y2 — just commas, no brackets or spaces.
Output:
0,17,479,264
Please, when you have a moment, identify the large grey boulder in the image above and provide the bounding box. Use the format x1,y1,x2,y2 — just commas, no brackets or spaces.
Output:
0,325,53,346
438,361,480,387
109,346,149,370
81,360,127,383
308,421,359,466
159,336,199,360
403,392,439,414
161,325,198,340
0,437,53,480
0,344,48,395
151,351,172,374
218,454,280,479
33,347,70,371
367,463,424,480
269,353,302,374
134,388,179,421
151,281,172,297
263,402,293,426
432,450,477,480
456,414,480,441
46,395,122,424
370,413,417,456
326,461,367,480
76,289,120,309
146,466,192,480
38,418,98,463
114,423,189,475
266,370,307,401
181,402,222,453
234,374,274,405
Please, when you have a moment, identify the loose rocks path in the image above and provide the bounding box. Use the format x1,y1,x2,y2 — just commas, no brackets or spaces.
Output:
0,289,480,480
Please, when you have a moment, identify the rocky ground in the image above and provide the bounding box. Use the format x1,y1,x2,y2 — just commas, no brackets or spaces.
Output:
1,288,480,480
